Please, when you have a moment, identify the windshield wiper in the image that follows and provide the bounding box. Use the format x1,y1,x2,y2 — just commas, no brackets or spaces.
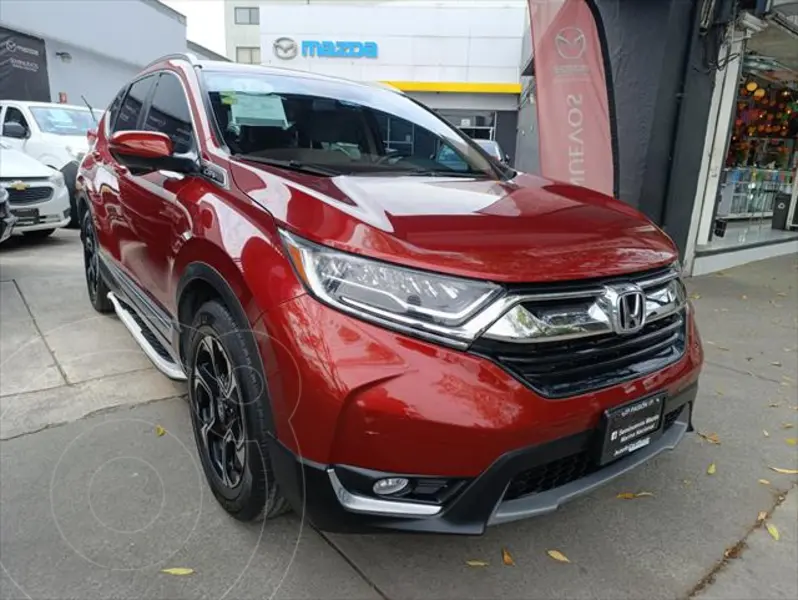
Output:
403,169,491,178
233,154,341,177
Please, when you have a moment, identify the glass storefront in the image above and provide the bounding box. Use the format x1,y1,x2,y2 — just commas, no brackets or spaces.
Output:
698,19,798,253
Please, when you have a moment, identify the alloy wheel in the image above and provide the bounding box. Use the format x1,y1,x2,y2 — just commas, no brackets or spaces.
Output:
81,215,99,302
191,335,247,489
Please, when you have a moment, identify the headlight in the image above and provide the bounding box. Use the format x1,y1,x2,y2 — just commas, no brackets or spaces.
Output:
280,231,501,342
48,171,65,187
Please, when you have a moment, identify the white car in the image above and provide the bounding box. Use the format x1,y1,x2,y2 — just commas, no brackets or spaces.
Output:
0,141,71,238
0,101,102,226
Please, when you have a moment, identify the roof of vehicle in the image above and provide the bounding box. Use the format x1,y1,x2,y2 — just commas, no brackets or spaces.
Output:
152,54,405,95
3,100,94,111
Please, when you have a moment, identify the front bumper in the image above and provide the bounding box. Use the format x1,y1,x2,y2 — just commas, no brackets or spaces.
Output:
0,210,16,243
8,184,71,233
271,383,697,534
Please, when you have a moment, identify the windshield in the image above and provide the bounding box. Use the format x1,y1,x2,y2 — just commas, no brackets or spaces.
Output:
29,106,97,136
201,70,505,178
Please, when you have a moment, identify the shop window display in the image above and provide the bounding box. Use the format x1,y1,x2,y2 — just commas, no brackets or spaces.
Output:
713,67,797,246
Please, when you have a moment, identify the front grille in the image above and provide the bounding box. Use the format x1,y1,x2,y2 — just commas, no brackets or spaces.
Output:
472,311,686,399
504,405,686,501
7,187,52,205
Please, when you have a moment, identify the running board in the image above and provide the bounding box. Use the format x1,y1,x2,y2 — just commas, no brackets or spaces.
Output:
107,292,187,381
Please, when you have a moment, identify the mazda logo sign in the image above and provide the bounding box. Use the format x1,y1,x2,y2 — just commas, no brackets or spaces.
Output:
273,37,298,60
5,40,16,53
555,27,586,60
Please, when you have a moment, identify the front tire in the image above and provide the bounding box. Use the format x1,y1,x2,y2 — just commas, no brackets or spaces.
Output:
80,211,112,313
186,299,289,521
22,229,55,239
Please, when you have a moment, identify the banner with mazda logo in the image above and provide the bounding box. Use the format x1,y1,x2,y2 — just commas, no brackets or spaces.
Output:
0,27,51,102
527,0,616,197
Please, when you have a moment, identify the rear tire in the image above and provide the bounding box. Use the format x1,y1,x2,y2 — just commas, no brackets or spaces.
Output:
186,299,289,521
22,229,55,239
80,211,113,313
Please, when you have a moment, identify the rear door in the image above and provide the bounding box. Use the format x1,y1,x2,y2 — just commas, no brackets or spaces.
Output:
93,74,157,273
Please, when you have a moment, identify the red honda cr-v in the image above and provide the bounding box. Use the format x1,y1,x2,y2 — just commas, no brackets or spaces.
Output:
76,55,703,535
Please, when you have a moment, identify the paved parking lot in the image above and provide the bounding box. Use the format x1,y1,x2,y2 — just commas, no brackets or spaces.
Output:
1,229,796,599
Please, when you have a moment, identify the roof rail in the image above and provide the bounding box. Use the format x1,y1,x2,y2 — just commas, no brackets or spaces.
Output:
142,52,199,70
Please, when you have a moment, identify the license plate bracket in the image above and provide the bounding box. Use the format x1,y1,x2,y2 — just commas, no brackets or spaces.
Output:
599,393,665,465
11,207,39,224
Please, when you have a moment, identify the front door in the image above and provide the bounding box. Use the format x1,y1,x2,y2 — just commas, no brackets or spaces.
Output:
120,71,198,314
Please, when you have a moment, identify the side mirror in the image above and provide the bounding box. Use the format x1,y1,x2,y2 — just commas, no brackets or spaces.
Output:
3,122,28,139
109,130,196,174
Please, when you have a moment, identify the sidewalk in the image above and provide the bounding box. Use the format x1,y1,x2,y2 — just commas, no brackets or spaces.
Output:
1,232,796,600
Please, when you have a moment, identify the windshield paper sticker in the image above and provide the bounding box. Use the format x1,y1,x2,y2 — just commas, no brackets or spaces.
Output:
230,94,287,127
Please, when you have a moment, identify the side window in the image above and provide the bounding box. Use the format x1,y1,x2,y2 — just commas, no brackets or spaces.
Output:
114,75,156,133
143,73,194,154
106,87,127,131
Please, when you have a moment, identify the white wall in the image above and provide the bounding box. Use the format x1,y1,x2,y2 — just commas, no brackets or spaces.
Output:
225,0,261,59
0,0,187,68
45,42,141,109
258,0,527,83
0,0,203,109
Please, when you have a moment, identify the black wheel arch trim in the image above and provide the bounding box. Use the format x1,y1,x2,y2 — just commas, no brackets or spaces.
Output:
176,261,279,435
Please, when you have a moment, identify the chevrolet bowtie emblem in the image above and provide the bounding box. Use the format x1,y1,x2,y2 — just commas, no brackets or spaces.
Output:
10,180,29,191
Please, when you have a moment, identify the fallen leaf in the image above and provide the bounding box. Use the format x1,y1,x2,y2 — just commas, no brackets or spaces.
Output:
783,376,795,383
782,423,794,429
769,467,798,475
690,293,701,300
766,523,780,541
786,438,797,446
716,390,725,396
707,463,717,475
698,431,721,444
717,345,730,351
758,479,771,485
683,479,692,486
777,292,788,297
465,560,489,568
155,425,166,437
763,430,770,437
724,544,743,559
161,568,194,576
616,491,654,499
546,550,570,563
769,403,781,408
501,548,515,566
757,511,767,523
741,295,748,300
772,361,782,367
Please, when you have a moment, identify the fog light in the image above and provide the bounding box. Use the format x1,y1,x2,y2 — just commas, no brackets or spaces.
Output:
372,477,409,496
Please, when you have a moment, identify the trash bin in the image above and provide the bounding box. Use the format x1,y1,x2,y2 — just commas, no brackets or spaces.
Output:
771,193,791,231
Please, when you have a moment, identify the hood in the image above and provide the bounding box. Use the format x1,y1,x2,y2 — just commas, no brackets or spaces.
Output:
234,165,678,283
0,148,56,179
39,133,89,154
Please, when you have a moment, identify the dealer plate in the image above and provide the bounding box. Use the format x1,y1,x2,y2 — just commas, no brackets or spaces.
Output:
11,207,39,225
599,393,665,465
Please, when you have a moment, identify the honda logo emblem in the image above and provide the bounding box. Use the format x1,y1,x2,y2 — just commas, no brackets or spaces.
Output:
600,284,647,335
